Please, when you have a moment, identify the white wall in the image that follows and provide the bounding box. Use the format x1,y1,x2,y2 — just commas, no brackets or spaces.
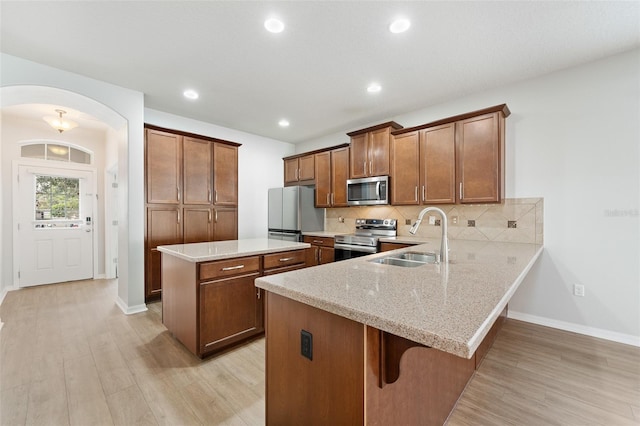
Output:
0,53,146,313
144,109,295,238
297,49,640,344
0,115,110,278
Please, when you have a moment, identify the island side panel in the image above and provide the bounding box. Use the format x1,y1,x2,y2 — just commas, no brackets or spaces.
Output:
265,292,364,425
161,253,197,355
364,326,475,426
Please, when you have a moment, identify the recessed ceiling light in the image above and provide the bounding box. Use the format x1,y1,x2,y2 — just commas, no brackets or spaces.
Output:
367,83,382,93
264,18,285,33
183,89,199,100
278,119,290,127
389,18,411,34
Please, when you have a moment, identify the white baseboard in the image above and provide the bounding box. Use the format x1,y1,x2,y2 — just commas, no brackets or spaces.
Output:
508,310,640,347
0,285,19,306
115,296,148,315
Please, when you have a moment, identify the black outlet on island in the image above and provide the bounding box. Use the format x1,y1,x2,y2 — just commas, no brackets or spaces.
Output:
301,330,313,361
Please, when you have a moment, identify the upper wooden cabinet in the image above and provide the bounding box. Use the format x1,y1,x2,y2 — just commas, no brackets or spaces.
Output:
284,154,315,185
315,147,349,207
391,104,509,205
146,129,182,204
348,122,403,179
145,125,240,301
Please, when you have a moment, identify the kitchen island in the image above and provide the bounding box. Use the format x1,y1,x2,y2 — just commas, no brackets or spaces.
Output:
158,238,309,358
255,239,543,425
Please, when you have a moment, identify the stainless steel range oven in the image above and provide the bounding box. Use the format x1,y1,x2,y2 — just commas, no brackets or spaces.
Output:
334,218,397,261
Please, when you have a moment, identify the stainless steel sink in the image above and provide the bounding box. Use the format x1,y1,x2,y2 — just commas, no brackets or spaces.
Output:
369,251,439,267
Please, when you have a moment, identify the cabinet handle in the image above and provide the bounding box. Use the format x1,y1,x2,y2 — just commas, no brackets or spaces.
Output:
318,249,322,263
422,185,426,202
363,161,367,175
214,209,218,223
214,190,218,203
459,182,463,200
208,210,212,223
414,186,418,202
177,210,180,223
369,160,372,175
331,193,334,205
177,187,181,201
222,264,245,271
312,240,323,244
296,168,299,180
257,289,261,300
326,193,330,205
208,189,212,203
279,257,294,262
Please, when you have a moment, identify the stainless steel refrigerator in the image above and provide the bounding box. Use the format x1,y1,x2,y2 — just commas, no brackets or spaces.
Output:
268,186,324,241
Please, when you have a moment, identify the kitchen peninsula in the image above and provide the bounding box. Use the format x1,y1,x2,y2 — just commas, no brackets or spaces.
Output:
255,239,543,425
158,238,309,358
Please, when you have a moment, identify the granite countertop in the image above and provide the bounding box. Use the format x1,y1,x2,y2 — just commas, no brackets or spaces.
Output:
302,231,348,238
158,238,310,263
255,240,543,359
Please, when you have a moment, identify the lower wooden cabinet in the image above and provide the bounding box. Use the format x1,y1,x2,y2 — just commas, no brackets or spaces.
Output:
379,242,415,252
162,249,307,358
303,236,335,265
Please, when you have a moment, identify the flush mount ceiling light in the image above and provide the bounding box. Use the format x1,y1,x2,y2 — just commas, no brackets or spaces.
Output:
264,18,285,33
183,89,199,100
389,18,411,34
367,83,382,93
43,109,78,133
278,119,290,127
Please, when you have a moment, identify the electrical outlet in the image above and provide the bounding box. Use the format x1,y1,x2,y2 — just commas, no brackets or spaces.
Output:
452,216,458,224
573,284,585,297
338,216,344,223
301,330,313,360
428,216,436,225
405,219,412,225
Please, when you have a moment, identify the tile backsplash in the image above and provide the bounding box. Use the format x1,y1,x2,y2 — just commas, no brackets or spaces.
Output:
325,198,543,244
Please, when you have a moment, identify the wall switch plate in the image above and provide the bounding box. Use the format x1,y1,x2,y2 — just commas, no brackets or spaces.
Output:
301,330,313,360
573,284,585,297
428,216,436,225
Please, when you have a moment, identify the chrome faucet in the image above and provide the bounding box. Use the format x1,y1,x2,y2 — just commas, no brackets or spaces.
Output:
409,206,449,263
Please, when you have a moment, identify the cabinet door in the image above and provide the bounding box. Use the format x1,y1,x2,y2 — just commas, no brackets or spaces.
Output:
457,112,501,203
318,247,335,264
391,131,420,205
146,206,181,298
183,208,212,244
349,133,368,179
183,137,212,205
331,147,349,207
199,272,262,354
146,129,181,204
213,207,238,241
315,152,331,207
284,158,299,184
421,123,456,204
213,143,238,206
298,154,315,181
369,127,391,176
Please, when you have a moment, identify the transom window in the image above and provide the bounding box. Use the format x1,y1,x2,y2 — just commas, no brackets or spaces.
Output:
35,175,80,221
21,142,92,165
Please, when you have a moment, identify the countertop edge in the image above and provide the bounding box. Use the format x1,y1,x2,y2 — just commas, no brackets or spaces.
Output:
158,242,310,263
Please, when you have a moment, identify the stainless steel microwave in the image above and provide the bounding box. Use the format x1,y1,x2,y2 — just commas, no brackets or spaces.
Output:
346,176,389,206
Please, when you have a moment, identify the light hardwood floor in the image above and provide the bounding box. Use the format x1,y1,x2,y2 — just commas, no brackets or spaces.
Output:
1,279,638,425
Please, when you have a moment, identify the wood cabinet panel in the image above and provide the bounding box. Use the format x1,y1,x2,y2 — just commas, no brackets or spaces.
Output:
146,129,181,204
147,206,181,247
298,154,315,181
213,143,238,205
284,158,299,184
421,123,456,204
314,151,331,207
303,236,335,266
369,127,392,176
183,137,212,205
183,208,212,244
147,249,163,297
390,131,420,205
457,112,502,203
331,147,349,207
379,242,414,252
349,122,402,179
349,133,368,179
284,155,315,185
266,293,364,425
199,272,262,354
213,207,237,241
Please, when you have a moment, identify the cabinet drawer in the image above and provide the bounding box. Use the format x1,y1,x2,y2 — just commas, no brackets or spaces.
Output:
303,236,334,247
199,256,260,281
263,250,306,270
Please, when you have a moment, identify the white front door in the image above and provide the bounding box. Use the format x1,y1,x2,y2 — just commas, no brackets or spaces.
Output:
15,165,95,287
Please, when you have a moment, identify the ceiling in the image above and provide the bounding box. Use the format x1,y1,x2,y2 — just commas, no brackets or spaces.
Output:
1,1,638,143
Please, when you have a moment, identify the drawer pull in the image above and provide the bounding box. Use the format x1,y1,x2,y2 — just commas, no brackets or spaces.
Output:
279,257,294,262
221,264,245,271
312,240,323,244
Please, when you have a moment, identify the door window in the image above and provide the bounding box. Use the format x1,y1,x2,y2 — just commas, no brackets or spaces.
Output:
35,175,80,220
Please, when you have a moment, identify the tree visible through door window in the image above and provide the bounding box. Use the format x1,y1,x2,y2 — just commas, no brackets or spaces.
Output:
35,175,80,220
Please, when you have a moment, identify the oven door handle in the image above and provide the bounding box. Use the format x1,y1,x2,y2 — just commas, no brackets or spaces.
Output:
334,243,378,254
